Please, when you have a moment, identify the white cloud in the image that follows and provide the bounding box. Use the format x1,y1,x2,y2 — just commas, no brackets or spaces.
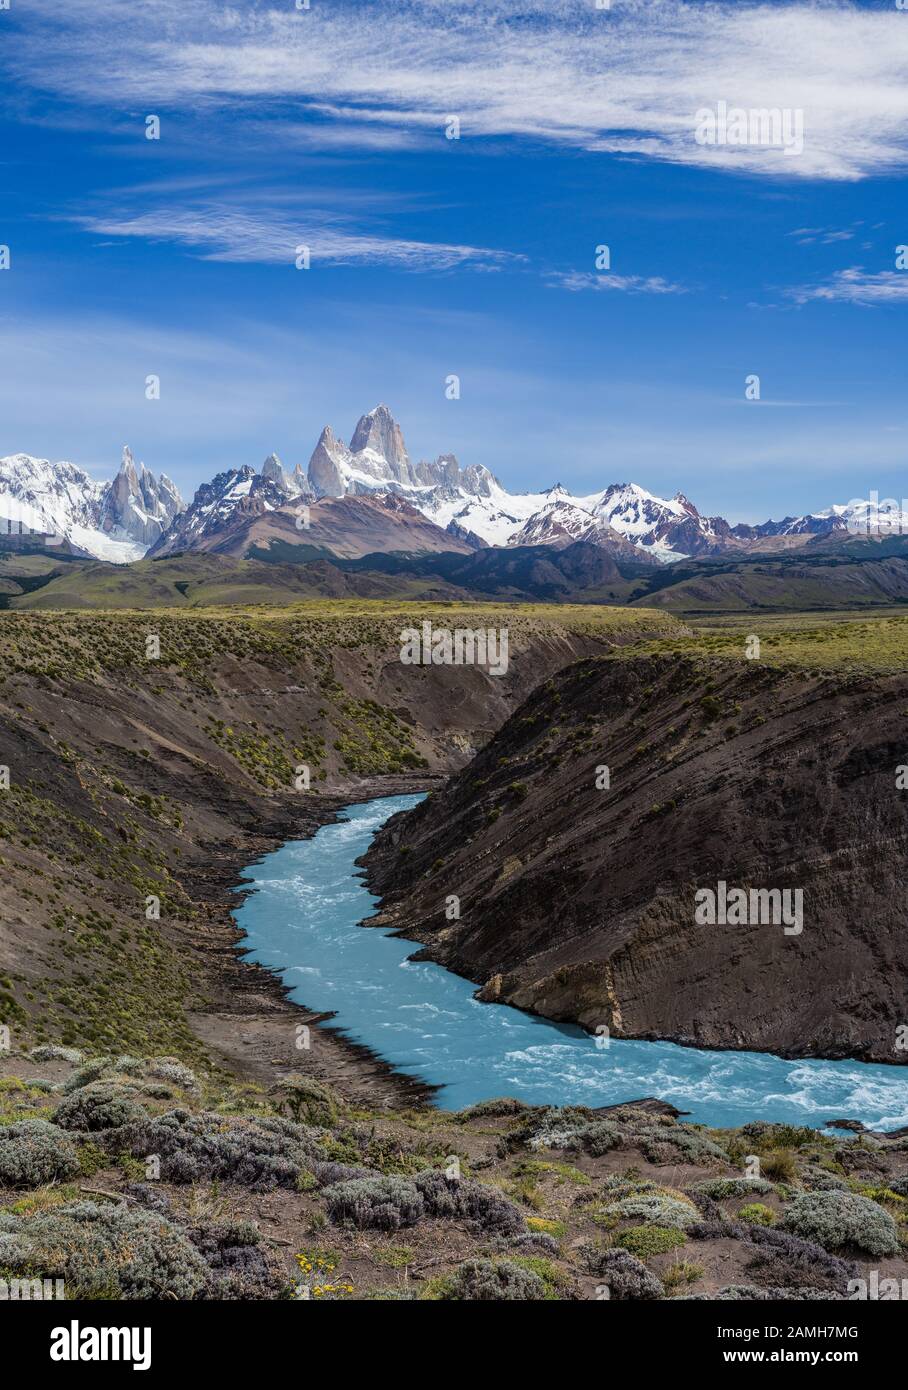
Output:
789,267,908,306
9,0,908,181
551,271,687,294
71,207,518,271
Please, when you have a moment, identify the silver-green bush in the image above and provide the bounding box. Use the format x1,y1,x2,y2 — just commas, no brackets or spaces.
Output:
0,1201,209,1298
53,1081,148,1132
782,1191,899,1256
439,1258,548,1301
323,1175,424,1230
0,1120,80,1187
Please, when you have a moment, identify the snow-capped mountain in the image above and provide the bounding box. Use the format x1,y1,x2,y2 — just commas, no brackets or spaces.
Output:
7,406,897,568
149,455,311,558
590,484,736,561
293,408,735,561
296,408,895,561
0,447,183,562
732,498,908,543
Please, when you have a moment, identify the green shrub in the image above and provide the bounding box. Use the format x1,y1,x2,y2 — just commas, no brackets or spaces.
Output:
271,1076,338,1128
738,1203,776,1227
759,1150,798,1183
662,1260,704,1293
616,1225,687,1258
0,1120,80,1187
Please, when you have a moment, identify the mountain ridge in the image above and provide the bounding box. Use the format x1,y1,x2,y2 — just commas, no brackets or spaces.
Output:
3,405,900,567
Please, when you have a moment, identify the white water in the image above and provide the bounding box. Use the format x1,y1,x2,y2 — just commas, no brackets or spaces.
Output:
235,795,908,1130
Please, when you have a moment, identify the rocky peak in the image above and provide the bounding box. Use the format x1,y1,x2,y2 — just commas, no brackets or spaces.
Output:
100,445,184,547
260,453,296,498
349,404,411,480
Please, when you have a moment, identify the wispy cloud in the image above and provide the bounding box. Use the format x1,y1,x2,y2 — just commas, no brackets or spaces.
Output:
7,0,908,181
550,270,687,295
789,267,908,307
71,206,518,271
789,226,859,246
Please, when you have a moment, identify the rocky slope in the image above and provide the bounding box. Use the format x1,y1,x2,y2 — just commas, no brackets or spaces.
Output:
0,605,675,1068
152,492,476,563
363,646,908,1062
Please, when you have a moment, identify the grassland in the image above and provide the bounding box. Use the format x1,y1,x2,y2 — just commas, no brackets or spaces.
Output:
632,611,908,674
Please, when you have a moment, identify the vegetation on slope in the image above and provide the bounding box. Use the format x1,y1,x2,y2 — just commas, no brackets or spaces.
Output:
1,1050,906,1301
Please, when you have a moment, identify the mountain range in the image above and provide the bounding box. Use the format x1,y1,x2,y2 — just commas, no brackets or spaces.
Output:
0,447,182,562
0,405,895,566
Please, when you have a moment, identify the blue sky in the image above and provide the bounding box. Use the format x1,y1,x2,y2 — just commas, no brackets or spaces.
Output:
1,0,907,523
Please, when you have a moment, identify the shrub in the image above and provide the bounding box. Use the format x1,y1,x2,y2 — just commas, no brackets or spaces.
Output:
28,1045,83,1064
0,1120,80,1187
801,1166,849,1192
456,1097,531,1121
147,1059,198,1092
526,1216,566,1237
53,1082,147,1133
739,1122,818,1150
271,1076,338,1128
413,1169,525,1236
759,1150,799,1183
583,1246,664,1300
639,1126,727,1165
745,1225,858,1293
323,1176,424,1231
694,1177,773,1199
113,1055,145,1075
0,1201,208,1299
568,1121,623,1156
500,1231,560,1256
662,1260,704,1293
617,1225,687,1258
123,1111,318,1189
738,1203,776,1227
520,1106,623,1157
605,1194,698,1231
191,1220,284,1299
435,1257,547,1301
63,1059,114,1092
782,1191,899,1256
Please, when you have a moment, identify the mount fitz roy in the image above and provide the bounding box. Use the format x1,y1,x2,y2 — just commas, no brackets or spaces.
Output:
0,405,886,565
